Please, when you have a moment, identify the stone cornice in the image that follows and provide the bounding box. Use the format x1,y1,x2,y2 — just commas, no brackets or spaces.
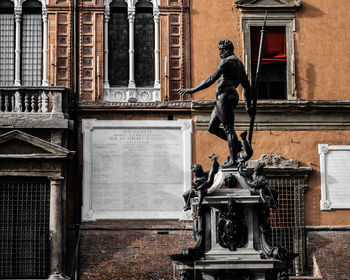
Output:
235,0,302,10
78,100,192,111
192,99,350,113
193,100,350,130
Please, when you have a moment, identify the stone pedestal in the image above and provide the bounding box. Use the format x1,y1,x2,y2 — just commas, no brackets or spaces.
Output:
171,168,291,280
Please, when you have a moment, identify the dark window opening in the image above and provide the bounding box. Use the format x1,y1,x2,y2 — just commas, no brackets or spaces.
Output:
109,1,129,86
0,177,50,279
135,0,154,87
22,1,43,87
0,1,14,86
251,26,286,99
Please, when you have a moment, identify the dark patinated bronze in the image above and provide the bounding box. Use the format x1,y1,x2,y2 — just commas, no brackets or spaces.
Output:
217,198,247,251
179,40,253,167
182,154,219,211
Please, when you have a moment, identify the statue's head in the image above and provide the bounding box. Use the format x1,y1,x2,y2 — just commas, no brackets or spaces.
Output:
191,164,203,176
218,39,234,59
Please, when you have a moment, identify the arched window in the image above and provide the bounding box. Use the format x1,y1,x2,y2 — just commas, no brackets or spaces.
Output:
104,0,160,102
0,0,15,86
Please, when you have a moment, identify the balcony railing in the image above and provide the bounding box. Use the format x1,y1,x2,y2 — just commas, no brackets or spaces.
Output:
0,86,69,115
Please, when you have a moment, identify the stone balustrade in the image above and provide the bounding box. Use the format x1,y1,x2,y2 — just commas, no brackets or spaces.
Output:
0,86,68,115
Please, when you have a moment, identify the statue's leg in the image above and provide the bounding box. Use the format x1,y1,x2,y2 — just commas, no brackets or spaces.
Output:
224,125,239,165
240,130,253,162
217,101,239,165
208,106,227,141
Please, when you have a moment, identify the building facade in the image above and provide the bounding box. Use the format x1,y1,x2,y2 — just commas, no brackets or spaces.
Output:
0,0,349,279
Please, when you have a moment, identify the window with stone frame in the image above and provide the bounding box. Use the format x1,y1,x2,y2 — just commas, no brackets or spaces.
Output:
0,0,47,87
104,0,160,102
236,0,301,100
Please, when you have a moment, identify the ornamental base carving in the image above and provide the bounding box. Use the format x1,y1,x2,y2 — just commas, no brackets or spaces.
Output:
104,87,161,102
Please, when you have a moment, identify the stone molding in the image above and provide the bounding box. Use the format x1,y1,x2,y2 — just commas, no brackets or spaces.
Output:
246,154,312,180
104,87,161,103
193,100,350,130
318,144,350,210
78,100,192,110
81,119,192,221
247,154,299,168
0,130,72,158
235,0,302,10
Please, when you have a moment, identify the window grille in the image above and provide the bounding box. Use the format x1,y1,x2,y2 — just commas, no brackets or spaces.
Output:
268,177,306,275
22,13,42,86
0,13,15,86
0,177,50,279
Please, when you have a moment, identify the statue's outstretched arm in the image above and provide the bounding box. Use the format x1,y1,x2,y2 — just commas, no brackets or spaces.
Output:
179,62,224,97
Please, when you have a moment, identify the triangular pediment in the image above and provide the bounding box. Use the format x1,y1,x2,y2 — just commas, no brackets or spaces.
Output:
235,0,301,8
0,130,71,158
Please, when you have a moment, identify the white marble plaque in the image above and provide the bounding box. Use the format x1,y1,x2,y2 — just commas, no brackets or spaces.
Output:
82,119,192,220
319,144,350,210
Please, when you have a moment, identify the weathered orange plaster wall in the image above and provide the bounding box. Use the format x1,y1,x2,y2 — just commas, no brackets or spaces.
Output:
295,0,350,100
194,129,350,226
190,0,350,101
190,0,243,100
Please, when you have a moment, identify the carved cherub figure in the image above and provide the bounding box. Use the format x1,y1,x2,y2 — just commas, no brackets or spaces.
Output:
183,154,219,211
245,162,278,209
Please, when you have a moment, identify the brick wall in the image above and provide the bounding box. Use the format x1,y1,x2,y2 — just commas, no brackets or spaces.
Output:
79,220,194,280
306,231,350,280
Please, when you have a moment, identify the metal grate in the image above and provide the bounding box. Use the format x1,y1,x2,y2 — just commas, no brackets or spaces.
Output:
0,177,50,279
0,13,15,86
22,13,42,86
268,177,306,275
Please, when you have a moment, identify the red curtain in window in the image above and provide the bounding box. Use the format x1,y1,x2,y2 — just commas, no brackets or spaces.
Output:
251,26,286,64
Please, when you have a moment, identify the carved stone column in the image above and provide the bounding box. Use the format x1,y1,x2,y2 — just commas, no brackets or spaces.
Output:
48,177,66,280
103,11,110,90
153,9,160,88
42,9,49,86
14,7,22,86
128,9,136,88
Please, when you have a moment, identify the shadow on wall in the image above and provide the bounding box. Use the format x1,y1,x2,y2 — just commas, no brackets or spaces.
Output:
306,63,316,100
299,2,326,18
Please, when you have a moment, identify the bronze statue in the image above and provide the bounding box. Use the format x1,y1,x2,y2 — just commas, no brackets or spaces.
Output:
243,162,278,209
182,154,219,211
179,40,253,167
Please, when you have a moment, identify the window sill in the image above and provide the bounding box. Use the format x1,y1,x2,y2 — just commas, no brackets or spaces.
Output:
104,86,160,103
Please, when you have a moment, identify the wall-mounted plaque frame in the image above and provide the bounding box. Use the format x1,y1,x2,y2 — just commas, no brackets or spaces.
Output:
319,144,350,210
82,119,192,220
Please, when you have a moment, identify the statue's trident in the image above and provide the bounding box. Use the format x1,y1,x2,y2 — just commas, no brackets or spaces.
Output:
248,12,268,145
